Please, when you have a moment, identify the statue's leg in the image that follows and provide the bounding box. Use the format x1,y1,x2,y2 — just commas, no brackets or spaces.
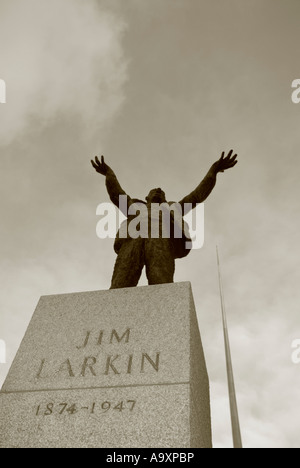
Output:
110,238,145,289
145,238,175,285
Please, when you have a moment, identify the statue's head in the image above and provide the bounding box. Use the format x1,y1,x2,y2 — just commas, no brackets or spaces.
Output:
146,188,166,204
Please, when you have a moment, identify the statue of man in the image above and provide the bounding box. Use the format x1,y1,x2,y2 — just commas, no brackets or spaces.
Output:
91,151,237,289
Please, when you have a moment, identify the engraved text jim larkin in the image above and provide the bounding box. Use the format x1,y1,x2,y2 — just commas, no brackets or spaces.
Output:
35,328,161,379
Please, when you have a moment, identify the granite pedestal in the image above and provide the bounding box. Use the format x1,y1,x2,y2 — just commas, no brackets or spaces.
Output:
0,282,212,448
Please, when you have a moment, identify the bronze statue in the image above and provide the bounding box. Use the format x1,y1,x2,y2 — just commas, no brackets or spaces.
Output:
91,151,238,289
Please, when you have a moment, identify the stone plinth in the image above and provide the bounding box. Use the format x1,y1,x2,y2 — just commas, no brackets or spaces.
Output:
0,282,212,448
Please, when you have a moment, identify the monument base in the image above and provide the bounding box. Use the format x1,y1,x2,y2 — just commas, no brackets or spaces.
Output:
0,282,212,448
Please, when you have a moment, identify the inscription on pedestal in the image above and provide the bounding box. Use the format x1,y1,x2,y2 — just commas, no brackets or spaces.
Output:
0,283,212,448
36,328,160,380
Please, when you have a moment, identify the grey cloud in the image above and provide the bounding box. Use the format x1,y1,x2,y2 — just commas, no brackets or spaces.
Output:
0,0,128,146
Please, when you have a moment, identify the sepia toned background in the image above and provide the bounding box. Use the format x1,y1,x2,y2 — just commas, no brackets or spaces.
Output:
0,0,300,448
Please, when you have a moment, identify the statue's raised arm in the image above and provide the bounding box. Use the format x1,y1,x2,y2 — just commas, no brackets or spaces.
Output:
91,155,133,215
179,150,238,212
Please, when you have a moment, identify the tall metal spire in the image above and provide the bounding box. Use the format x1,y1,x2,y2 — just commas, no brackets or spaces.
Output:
216,246,243,449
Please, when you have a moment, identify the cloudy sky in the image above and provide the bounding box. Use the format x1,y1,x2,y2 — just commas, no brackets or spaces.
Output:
1,0,300,448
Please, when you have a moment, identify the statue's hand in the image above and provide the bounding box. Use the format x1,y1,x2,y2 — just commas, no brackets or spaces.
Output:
91,155,110,176
213,150,238,174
